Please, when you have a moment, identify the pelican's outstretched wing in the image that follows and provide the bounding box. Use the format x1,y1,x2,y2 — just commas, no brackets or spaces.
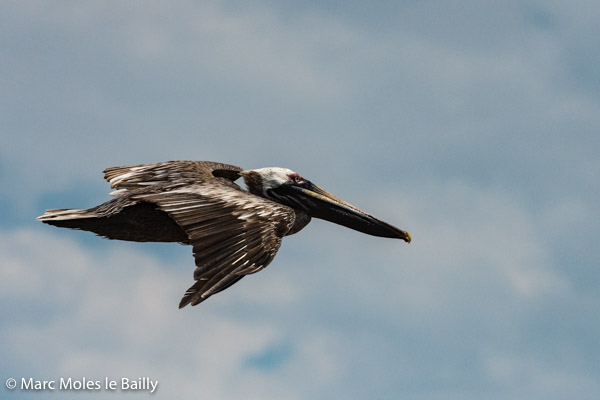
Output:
134,182,296,307
103,160,243,191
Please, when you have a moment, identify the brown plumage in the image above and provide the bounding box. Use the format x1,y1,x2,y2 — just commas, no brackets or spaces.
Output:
38,160,410,307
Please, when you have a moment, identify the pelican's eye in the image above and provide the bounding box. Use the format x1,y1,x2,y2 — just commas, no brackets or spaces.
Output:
289,173,303,184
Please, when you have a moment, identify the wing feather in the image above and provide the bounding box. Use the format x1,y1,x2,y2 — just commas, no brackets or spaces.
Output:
135,183,296,307
103,160,243,191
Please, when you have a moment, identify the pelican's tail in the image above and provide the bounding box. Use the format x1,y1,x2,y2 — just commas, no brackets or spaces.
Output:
37,202,189,243
37,208,99,227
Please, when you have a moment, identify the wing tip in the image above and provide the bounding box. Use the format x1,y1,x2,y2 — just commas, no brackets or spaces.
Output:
178,299,190,309
178,295,205,309
178,281,208,308
178,292,194,309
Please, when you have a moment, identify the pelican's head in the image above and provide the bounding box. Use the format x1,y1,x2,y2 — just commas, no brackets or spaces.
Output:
240,167,411,242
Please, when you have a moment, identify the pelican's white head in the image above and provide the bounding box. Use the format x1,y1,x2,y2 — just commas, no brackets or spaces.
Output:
240,167,306,198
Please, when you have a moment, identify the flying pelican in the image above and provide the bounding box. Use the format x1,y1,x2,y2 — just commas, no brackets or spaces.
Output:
38,161,411,307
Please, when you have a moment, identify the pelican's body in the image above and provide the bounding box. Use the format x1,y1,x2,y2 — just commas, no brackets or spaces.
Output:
38,161,410,307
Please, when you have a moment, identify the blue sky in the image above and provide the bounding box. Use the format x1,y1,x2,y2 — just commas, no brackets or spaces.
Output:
1,1,598,399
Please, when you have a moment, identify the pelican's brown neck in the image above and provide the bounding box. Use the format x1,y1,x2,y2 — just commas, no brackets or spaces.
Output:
240,170,264,197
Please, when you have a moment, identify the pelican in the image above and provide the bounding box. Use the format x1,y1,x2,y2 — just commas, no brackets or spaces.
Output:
38,161,411,307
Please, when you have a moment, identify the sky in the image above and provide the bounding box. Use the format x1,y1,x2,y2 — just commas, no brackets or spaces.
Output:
1,0,599,399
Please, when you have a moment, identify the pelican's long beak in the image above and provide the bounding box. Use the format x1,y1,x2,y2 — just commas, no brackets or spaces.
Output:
283,182,411,242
